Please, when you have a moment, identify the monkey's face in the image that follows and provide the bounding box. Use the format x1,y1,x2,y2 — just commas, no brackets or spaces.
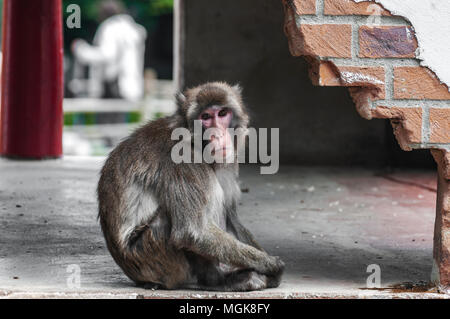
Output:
198,106,234,161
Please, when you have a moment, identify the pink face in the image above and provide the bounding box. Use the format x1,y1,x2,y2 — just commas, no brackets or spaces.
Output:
198,106,233,160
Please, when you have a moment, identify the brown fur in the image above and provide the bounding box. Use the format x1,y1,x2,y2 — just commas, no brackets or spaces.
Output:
97,82,284,291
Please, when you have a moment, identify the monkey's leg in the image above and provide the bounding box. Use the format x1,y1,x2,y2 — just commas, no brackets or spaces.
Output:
223,269,271,291
138,221,281,291
186,252,225,287
126,225,194,290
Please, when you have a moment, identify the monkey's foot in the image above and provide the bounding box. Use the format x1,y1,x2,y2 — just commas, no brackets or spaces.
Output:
226,270,268,291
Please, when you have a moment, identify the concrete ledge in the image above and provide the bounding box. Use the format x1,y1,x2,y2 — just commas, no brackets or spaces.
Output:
1,289,448,299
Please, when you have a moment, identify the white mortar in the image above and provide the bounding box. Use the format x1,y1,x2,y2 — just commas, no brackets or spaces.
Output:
353,0,450,90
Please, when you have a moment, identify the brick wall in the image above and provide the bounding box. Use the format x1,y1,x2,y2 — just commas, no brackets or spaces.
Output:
282,0,450,290
282,0,450,154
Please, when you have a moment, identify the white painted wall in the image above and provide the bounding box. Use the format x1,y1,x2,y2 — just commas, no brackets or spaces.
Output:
354,0,450,90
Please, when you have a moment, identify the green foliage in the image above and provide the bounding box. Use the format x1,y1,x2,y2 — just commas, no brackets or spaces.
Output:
126,111,142,123
148,0,174,15
0,0,3,48
153,112,165,119
64,111,142,126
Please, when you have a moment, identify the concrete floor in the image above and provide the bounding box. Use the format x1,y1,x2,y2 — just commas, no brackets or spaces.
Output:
0,157,448,298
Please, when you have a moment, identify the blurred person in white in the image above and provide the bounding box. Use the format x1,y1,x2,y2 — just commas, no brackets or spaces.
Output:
70,0,147,102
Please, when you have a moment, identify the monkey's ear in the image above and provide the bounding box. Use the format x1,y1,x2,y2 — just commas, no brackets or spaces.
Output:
175,91,187,107
232,84,243,95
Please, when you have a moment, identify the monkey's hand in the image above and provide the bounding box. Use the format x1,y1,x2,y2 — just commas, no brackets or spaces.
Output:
254,255,285,279
264,256,285,288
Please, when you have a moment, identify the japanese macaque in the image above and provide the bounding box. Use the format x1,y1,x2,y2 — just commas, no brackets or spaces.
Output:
97,82,284,291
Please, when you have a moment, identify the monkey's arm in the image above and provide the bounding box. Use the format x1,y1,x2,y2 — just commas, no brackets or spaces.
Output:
226,207,265,252
173,221,281,276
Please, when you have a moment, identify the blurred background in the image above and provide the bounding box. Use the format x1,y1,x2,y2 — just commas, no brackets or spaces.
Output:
61,0,175,156
0,0,436,168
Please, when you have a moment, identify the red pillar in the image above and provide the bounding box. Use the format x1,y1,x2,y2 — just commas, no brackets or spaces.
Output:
1,0,63,158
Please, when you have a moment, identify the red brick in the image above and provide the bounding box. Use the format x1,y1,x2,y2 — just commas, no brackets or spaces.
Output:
324,0,391,16
372,106,422,150
430,149,450,287
307,61,385,119
429,108,450,144
432,150,450,180
310,62,385,98
359,26,418,58
394,67,450,100
282,2,306,57
288,0,316,15
349,87,383,119
296,24,352,58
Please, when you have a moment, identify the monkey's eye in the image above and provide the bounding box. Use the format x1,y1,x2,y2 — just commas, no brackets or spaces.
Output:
218,108,229,117
201,113,211,120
